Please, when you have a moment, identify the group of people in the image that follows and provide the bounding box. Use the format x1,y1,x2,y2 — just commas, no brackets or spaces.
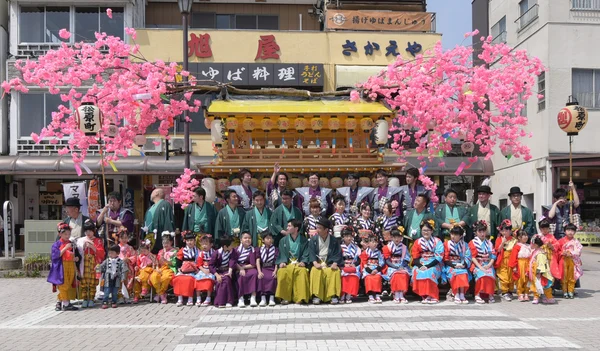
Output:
47,165,584,310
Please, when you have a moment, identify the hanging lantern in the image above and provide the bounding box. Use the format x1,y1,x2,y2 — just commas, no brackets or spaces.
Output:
106,123,118,138
501,145,514,158
277,116,290,132
319,177,330,188
374,117,389,146
557,97,588,136
201,178,216,204
225,117,238,132
210,118,225,146
346,116,357,133
461,141,475,153
311,116,323,133
76,102,102,136
360,117,374,133
204,117,212,130
294,116,306,133
261,117,273,132
328,116,340,133
242,117,255,132
134,134,146,148
427,120,436,131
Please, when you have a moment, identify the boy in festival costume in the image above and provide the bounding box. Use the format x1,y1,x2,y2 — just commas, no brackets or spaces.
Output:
133,240,155,303
149,232,178,304
98,245,129,309
529,236,556,304
509,230,532,302
256,230,279,307
48,223,79,311
173,232,201,307
494,219,518,301
275,219,311,305
383,228,411,304
361,235,385,303
117,228,136,304
194,235,216,306
411,219,444,304
236,232,259,308
469,220,497,304
76,219,105,308
303,198,323,238
340,226,361,304
308,217,343,305
442,225,471,304
556,223,583,299
210,235,237,308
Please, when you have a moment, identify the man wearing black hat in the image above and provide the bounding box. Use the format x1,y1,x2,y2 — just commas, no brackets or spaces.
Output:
335,173,374,216
500,186,536,237
466,186,500,242
435,188,468,240
308,217,343,305
62,197,90,240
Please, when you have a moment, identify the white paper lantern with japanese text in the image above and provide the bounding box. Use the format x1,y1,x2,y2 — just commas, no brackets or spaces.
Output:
461,142,475,153
210,118,224,145
557,104,588,136
76,102,102,136
201,178,216,204
375,117,389,146
134,134,146,147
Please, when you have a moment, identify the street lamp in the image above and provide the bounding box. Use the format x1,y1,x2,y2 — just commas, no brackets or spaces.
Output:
556,95,588,222
178,0,194,169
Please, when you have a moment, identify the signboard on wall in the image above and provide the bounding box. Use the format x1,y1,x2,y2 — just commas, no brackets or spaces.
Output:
195,63,324,88
326,10,432,32
39,192,63,206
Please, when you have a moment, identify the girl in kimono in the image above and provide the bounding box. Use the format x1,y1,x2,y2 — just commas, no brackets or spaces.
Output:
529,236,556,304
383,229,411,304
329,196,350,240
210,236,237,308
469,220,497,304
236,232,258,307
194,234,216,306
117,228,136,303
494,219,517,301
442,226,471,304
133,240,155,304
340,227,361,303
173,232,201,307
557,223,583,299
256,230,279,307
149,232,178,304
411,219,443,304
361,235,385,303
353,202,375,246
375,201,399,245
538,219,559,263
509,230,532,302
77,220,105,308
303,199,322,238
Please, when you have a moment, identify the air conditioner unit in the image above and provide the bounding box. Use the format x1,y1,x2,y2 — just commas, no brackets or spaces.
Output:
142,137,163,153
171,137,192,151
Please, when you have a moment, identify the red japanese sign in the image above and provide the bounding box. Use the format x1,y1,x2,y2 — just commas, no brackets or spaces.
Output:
255,35,280,60
188,33,212,58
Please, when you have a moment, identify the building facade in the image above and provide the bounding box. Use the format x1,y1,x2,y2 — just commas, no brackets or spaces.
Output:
480,0,600,230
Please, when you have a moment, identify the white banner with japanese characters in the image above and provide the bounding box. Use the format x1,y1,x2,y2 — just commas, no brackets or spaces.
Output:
62,181,89,216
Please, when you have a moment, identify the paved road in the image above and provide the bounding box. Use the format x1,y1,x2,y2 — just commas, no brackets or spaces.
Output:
1,249,599,351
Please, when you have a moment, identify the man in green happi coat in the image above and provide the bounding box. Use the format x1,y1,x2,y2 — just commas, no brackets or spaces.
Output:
270,189,304,247
182,187,217,245
403,193,437,240
215,189,246,246
144,188,174,254
435,188,468,240
276,219,310,304
241,190,272,246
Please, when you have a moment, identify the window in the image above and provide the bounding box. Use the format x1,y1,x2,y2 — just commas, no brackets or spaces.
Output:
258,15,279,30
572,0,600,10
572,69,600,108
20,93,63,137
191,12,216,29
519,93,528,118
538,72,546,111
491,16,507,44
516,0,538,31
236,15,256,30
19,6,124,44
191,12,278,30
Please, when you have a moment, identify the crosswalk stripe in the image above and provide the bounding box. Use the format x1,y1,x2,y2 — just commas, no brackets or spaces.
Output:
174,336,580,350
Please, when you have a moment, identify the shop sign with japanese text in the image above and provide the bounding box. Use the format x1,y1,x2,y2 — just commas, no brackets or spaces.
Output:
326,10,433,32
192,63,324,87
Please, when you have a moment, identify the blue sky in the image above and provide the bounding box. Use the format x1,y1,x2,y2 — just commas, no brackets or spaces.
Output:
427,0,473,49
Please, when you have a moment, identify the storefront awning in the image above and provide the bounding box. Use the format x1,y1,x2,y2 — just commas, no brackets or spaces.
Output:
207,99,393,117
0,156,213,175
549,153,600,167
335,65,386,89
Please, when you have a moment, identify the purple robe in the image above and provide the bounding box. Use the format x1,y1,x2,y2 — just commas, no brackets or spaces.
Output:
209,248,238,306
256,246,279,295
47,240,64,286
235,246,258,296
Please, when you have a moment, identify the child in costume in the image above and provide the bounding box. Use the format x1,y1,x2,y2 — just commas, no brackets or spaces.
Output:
411,219,443,304
340,226,361,303
383,228,411,304
529,236,556,304
98,245,129,309
375,201,399,245
48,223,79,311
117,228,136,303
133,240,155,303
76,219,105,308
361,235,385,303
330,196,350,240
469,220,497,304
256,230,279,307
173,232,201,307
442,226,471,304
303,199,322,238
236,232,259,307
194,234,216,306
210,235,237,308
556,223,583,299
494,219,517,301
509,230,533,302
149,232,178,304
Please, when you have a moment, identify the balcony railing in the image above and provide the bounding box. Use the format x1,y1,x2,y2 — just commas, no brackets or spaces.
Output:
492,31,507,44
572,0,600,10
515,4,539,31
